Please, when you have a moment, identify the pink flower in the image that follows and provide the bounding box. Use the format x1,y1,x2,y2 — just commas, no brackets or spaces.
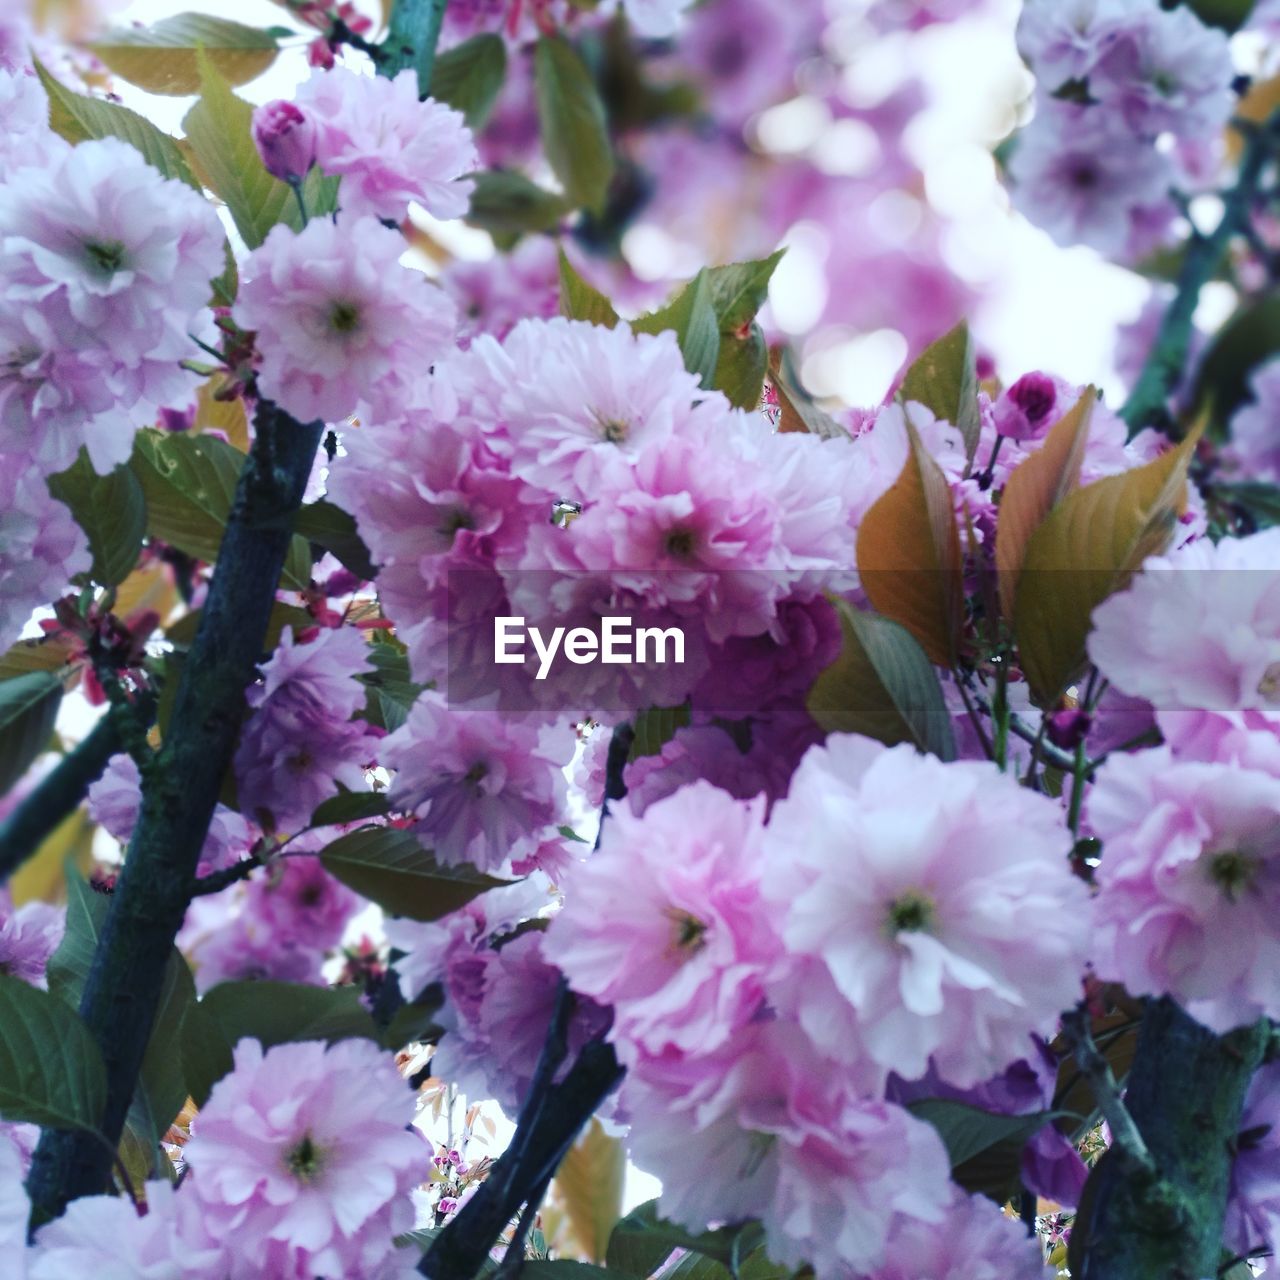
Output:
545,781,777,1062
1016,0,1131,88
0,67,65,180
248,625,372,720
1225,1061,1280,1261
0,897,63,989
30,1180,223,1280
873,1185,1052,1279
1225,357,1280,484
0,453,89,644
442,236,560,346
1088,748,1280,1033
0,137,224,472
252,99,317,183
232,214,458,425
242,855,359,951
621,0,696,38
294,68,477,222
383,692,570,871
185,1038,425,1279
761,735,1089,1088
1008,100,1173,260
1088,529,1280,753
993,371,1061,442
0,1131,28,1266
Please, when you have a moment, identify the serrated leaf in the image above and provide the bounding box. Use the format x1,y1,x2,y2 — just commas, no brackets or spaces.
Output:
46,868,105,1007
0,637,75,682
431,33,507,129
704,252,784,333
994,388,1096,621
0,975,106,1131
182,53,337,249
130,429,310,590
898,322,981,468
47,450,146,587
465,170,569,236
294,499,378,581
184,980,379,1106
35,59,199,187
606,1201,742,1275
9,809,95,908
633,270,720,389
769,348,849,439
807,601,955,760
319,826,509,920
1013,426,1200,705
559,250,619,327
0,672,63,799
91,14,278,96
855,419,963,666
534,36,614,213
628,704,690,761
311,787,392,827
555,1119,626,1263
358,643,424,732
908,1099,1055,1170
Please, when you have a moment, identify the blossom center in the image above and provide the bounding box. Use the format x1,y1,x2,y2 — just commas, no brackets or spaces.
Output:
665,528,697,559
1207,849,1262,902
663,906,708,956
83,238,127,277
885,889,936,936
592,410,631,444
284,1132,327,1183
1258,662,1280,704
464,761,489,787
328,300,363,335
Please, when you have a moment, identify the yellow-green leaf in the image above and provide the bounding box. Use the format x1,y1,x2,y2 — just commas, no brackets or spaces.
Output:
555,1119,627,1263
559,250,619,327
807,600,955,759
9,809,95,908
91,14,279,96
855,419,962,667
1013,425,1201,705
35,59,198,188
898,322,982,469
994,388,1096,620
633,271,720,390
431,33,507,129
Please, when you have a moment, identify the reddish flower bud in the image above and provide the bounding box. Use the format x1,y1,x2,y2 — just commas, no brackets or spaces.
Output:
251,100,317,184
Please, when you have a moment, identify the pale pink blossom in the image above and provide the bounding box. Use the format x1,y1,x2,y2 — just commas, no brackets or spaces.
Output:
0,138,224,472
1225,357,1280,484
185,1038,425,1279
0,1131,28,1274
1088,748,1280,1033
617,0,695,38
0,898,62,989
1016,0,1134,88
294,68,477,222
232,215,458,425
545,782,777,1062
384,692,570,871
761,735,1089,1087
1225,1061,1280,1261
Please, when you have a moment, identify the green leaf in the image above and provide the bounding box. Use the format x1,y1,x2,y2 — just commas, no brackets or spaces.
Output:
1182,0,1256,31
91,14,279,96
311,787,392,827
632,270,720,389
704,252,785,333
294,499,378,581
182,53,337,249
357,643,424,732
379,982,445,1052
0,974,106,1131
522,1265,614,1280
465,170,569,236
769,348,849,439
46,868,105,1007
606,1201,743,1276
1013,426,1200,705
184,980,379,1106
713,324,769,410
898,322,981,469
319,826,510,921
807,601,956,760
431,34,508,129
534,36,615,213
0,636,75,682
1192,293,1280,424
628,704,691,761
559,250,619,327
555,1119,626,1262
35,59,198,187
130,430,310,589
47,450,146,587
0,672,63,799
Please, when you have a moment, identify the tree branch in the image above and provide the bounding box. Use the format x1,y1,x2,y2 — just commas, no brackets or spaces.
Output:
0,715,121,883
380,0,450,99
1122,110,1280,437
25,402,323,1224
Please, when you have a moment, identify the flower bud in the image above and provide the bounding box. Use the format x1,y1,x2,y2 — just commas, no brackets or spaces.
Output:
994,371,1059,442
251,100,317,184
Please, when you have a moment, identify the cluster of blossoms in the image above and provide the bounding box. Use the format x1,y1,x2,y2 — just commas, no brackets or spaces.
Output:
1011,0,1236,258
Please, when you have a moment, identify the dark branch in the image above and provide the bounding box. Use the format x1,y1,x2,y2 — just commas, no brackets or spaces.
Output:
1122,110,1280,437
0,715,121,883
379,0,450,99
189,854,261,897
26,402,323,1224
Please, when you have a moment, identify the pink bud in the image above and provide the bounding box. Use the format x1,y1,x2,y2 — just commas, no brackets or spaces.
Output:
252,100,317,184
994,371,1059,442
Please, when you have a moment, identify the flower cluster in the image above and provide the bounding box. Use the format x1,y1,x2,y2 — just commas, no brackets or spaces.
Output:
1012,0,1235,258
